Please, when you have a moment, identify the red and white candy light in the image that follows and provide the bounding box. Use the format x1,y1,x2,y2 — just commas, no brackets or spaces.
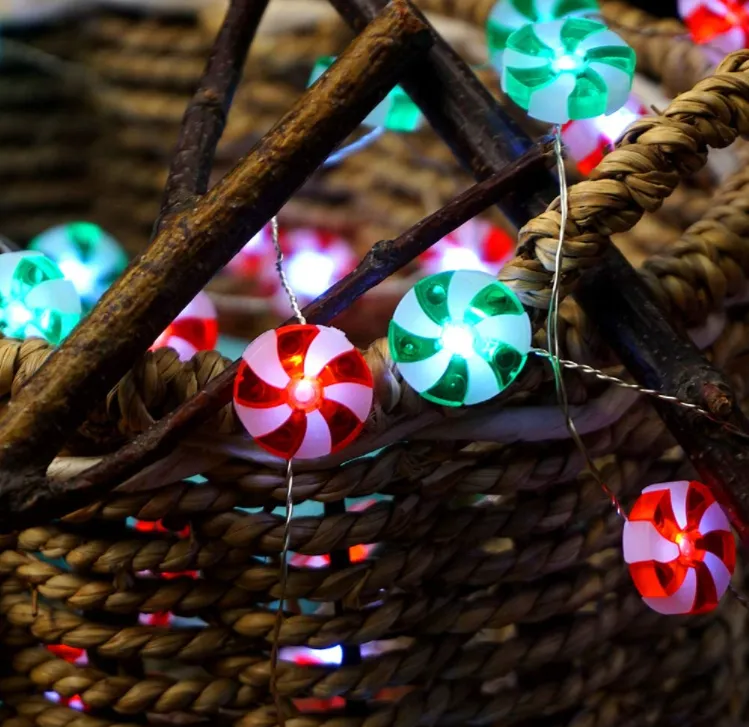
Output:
227,224,273,279
562,95,647,175
623,480,736,615
229,226,357,313
233,324,373,460
151,291,218,361
679,0,749,53
418,219,515,275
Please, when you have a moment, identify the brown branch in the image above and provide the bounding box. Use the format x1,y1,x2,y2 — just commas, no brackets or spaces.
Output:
576,246,749,543
329,0,749,538
5,142,554,529
157,0,271,223
0,0,431,483
328,0,557,225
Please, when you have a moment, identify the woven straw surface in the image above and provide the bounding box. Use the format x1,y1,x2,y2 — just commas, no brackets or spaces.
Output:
2,2,749,726
0,17,97,243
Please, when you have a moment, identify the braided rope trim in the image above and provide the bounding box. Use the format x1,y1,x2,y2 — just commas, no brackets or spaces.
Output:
4,620,727,721
499,52,749,309
2,647,257,716
0,594,251,662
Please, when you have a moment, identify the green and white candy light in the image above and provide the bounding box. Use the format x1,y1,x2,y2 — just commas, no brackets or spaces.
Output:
501,16,636,124
389,270,532,407
487,0,599,65
0,251,82,345
30,222,128,311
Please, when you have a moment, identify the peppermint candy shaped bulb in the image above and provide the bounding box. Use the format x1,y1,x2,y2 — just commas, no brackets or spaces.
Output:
234,324,374,460
501,17,635,124
561,94,647,175
623,480,736,615
29,222,127,311
679,0,749,53
0,251,81,344
487,0,599,62
418,219,515,275
151,292,218,361
389,271,531,407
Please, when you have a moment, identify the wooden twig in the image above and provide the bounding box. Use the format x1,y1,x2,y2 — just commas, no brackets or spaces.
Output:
158,0,271,223
576,246,749,543
328,0,557,225
4,143,554,529
0,0,431,486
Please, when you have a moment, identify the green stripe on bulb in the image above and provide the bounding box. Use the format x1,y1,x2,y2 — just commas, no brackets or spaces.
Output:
424,355,469,406
413,271,454,327
388,320,441,365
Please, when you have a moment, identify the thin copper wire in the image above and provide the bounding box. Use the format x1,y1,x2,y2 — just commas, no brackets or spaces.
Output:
547,126,626,519
268,215,305,724
531,350,749,443
533,349,715,416
270,459,295,726
271,216,306,326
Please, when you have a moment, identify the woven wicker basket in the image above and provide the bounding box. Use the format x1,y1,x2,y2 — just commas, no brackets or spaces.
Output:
1,1,749,726
0,4,97,244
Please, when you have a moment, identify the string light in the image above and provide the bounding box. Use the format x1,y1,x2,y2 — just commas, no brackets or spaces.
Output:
233,323,373,460
389,270,532,407
151,291,218,361
230,225,356,314
29,222,127,311
233,217,374,725
561,95,647,175
501,17,636,125
0,251,82,344
623,480,735,614
418,219,515,275
487,0,600,63
537,131,749,615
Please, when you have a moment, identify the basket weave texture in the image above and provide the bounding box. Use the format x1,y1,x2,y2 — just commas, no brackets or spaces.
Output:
1,2,749,726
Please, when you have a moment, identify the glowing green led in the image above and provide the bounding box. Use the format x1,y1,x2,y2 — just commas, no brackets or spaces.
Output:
487,0,600,63
501,17,636,124
0,251,82,344
388,270,531,407
309,56,422,132
30,222,127,311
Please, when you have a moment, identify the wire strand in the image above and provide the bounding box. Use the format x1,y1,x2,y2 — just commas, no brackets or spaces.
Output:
270,458,295,727
323,126,385,167
270,216,306,325
532,350,712,416
531,348,749,443
547,126,626,519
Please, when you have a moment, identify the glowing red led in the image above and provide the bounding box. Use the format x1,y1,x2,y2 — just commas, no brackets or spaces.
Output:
46,644,85,664
133,519,190,539
233,324,374,460
679,0,749,51
623,480,736,615
419,219,514,275
151,291,218,361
